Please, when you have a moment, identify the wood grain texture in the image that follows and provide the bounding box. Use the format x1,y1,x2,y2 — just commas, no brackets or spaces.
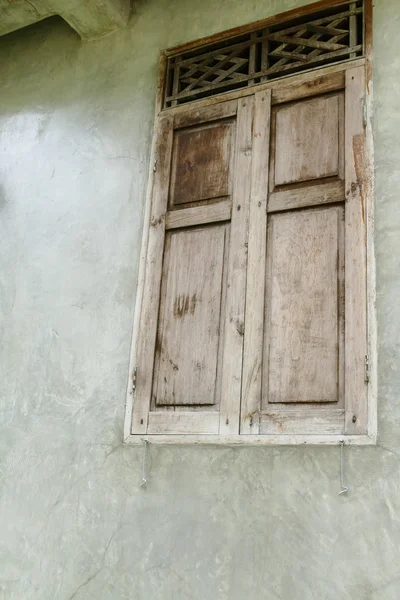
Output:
219,97,254,434
173,99,237,128
344,66,368,434
124,53,167,440
153,225,227,406
264,207,343,404
164,59,365,119
169,120,234,206
240,90,271,434
127,434,375,446
259,409,344,435
128,58,372,442
363,44,376,441
271,70,344,105
268,180,345,212
131,115,174,434
165,200,231,230
164,0,363,108
147,412,220,434
274,94,340,186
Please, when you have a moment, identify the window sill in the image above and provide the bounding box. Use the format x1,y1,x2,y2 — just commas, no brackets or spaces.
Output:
124,434,376,446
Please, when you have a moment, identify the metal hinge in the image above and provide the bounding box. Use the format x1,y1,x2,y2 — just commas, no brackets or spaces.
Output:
153,160,157,172
132,366,138,392
364,355,370,383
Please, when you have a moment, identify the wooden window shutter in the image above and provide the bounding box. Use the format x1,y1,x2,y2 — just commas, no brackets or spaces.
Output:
128,60,372,442
241,66,368,436
131,96,265,435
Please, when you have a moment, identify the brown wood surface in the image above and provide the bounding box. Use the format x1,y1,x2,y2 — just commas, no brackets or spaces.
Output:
271,70,344,105
264,207,343,404
259,409,344,435
153,225,227,406
268,180,345,212
173,99,237,128
131,115,174,434
169,120,234,206
165,200,231,230
148,412,220,434
219,97,254,434
273,94,340,186
240,90,271,434
130,55,372,440
164,59,364,119
344,66,368,434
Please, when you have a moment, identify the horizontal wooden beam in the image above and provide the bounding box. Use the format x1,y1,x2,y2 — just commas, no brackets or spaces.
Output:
165,200,232,230
268,180,345,212
166,0,366,56
125,434,376,445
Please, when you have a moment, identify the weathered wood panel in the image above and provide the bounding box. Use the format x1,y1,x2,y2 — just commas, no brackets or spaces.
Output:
240,90,271,434
271,70,344,105
219,97,254,434
154,225,227,406
165,200,231,230
264,206,343,404
173,99,237,128
273,94,340,186
131,115,174,434
148,412,220,434
259,409,344,434
344,66,368,434
169,120,234,206
268,180,344,212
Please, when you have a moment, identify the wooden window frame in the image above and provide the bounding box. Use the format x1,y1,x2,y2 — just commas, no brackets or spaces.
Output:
124,0,376,446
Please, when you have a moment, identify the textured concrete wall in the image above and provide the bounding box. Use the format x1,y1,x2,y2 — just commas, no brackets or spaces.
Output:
0,1,399,599
0,0,131,40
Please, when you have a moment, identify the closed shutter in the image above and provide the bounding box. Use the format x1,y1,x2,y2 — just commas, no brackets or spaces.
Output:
241,66,368,436
131,96,261,435
129,64,370,440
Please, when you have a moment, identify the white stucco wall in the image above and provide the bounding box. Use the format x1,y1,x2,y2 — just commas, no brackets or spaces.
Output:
0,1,400,598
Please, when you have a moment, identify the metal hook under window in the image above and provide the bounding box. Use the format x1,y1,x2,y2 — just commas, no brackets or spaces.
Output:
338,440,349,495
140,439,148,488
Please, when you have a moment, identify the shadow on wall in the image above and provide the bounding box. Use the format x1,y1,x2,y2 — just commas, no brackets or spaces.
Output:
0,13,155,118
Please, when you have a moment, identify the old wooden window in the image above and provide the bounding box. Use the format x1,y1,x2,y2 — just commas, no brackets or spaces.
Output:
125,0,375,445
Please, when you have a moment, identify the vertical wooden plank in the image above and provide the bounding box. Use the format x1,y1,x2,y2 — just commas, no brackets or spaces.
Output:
349,2,357,59
261,28,269,82
274,95,340,186
131,115,174,434
248,32,257,86
362,1,376,439
338,203,345,410
171,57,181,107
124,53,167,440
344,66,368,434
153,225,227,406
265,208,341,404
219,96,254,435
240,89,271,434
338,92,345,181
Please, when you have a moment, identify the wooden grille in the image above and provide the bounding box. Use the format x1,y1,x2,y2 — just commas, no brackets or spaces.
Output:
164,0,364,108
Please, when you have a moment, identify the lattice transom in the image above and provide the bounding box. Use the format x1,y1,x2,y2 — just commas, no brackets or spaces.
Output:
164,0,364,108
